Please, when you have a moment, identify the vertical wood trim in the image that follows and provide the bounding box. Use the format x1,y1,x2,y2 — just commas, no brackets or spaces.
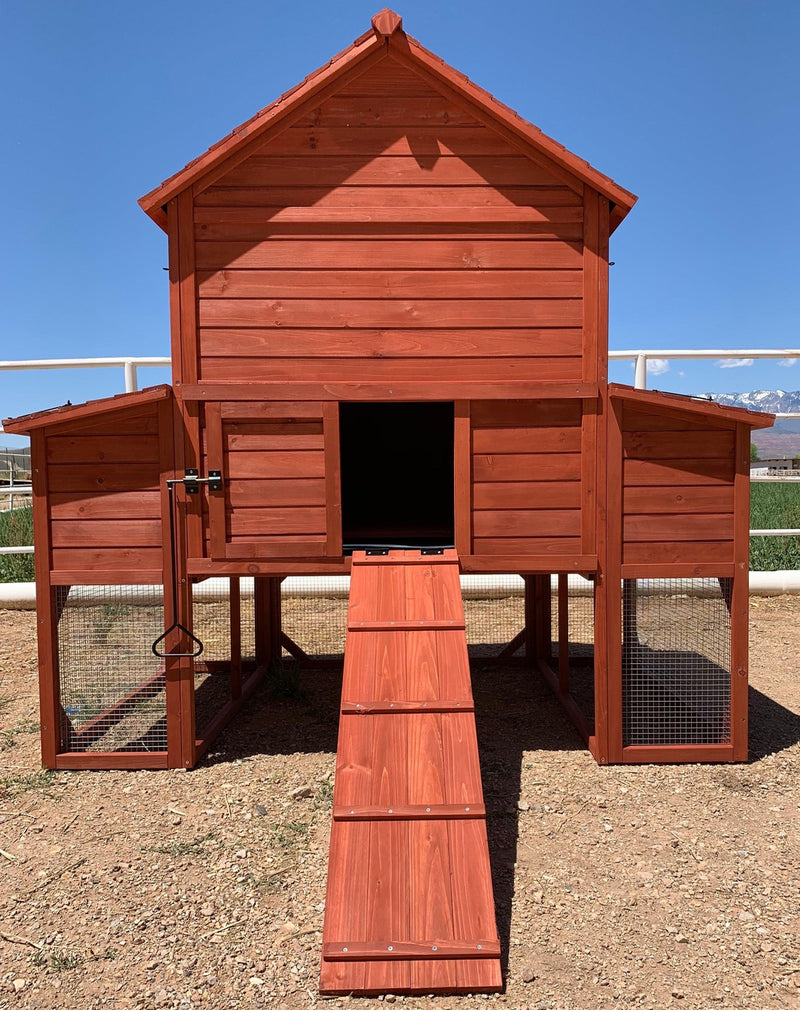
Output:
581,399,598,553
159,396,183,768
323,401,343,557
602,396,624,763
166,200,183,388
582,190,600,384
454,400,472,555
534,574,552,662
254,578,269,667
596,197,610,387
731,422,750,760
558,573,570,693
32,431,59,768
271,578,284,667
205,401,226,559
523,575,536,659
230,577,242,699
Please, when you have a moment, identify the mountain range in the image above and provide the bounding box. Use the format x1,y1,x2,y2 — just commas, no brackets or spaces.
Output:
704,390,800,457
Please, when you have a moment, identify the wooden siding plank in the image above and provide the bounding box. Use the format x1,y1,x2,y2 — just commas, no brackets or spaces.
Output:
323,401,343,557
226,432,323,451
51,548,164,571
198,298,583,329
623,430,736,459
201,356,582,382
624,458,735,486
47,464,160,493
226,450,325,479
44,435,160,464
472,452,581,482
199,326,584,359
197,182,582,208
472,426,582,454
50,520,163,548
197,268,583,299
227,507,326,536
195,238,584,270
623,485,735,515
473,509,581,538
470,399,583,427
623,514,735,542
49,491,162,520
294,96,483,129
227,478,325,507
473,537,581,555
622,542,735,565
214,154,573,189
184,381,598,402
472,481,581,510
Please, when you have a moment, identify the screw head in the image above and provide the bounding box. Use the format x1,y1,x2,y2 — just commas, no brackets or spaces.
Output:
387,945,393,951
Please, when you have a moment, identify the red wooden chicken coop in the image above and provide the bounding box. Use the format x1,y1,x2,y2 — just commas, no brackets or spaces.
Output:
4,9,773,995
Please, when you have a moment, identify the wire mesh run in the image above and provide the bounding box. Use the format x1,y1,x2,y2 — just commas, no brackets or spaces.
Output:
622,579,732,747
282,581,349,660
464,575,525,659
56,585,167,753
550,575,595,723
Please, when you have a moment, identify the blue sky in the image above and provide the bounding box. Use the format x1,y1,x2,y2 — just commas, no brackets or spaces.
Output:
1,0,798,447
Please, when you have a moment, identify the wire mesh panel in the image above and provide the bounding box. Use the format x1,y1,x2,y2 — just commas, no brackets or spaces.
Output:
282,581,349,659
622,579,732,747
553,575,595,722
464,575,525,659
192,579,234,736
56,585,167,753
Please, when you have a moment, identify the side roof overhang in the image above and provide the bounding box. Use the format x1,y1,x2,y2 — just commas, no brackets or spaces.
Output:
2,385,172,436
138,8,637,233
609,383,775,429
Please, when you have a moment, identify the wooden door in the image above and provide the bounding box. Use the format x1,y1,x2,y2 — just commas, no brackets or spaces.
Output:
205,401,342,560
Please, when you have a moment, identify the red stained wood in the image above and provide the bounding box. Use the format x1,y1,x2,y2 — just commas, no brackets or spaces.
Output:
295,96,482,129
198,297,583,329
622,541,735,565
623,430,736,460
196,182,582,207
49,491,162,520
225,450,325,479
183,381,598,401
622,513,735,543
473,536,581,555
472,452,581,482
321,550,500,995
227,507,325,536
197,268,582,299
472,481,581,510
195,238,584,271
47,464,160,493
50,519,163,548
623,485,734,515
44,435,159,464
624,458,735,486
226,478,325,507
50,547,164,572
226,432,323,451
202,356,582,383
472,426,581,454
470,398,582,426
218,154,568,189
199,327,584,359
473,509,581,538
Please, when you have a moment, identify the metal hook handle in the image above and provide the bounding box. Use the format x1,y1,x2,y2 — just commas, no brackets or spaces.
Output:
152,622,204,659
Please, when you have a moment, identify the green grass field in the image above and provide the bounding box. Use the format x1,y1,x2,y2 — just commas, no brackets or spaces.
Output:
0,487,798,582
750,481,800,571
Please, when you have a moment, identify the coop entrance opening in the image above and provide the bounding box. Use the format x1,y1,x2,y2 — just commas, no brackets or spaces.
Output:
340,401,455,551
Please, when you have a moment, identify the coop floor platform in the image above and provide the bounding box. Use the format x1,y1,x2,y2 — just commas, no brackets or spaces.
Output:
320,549,501,996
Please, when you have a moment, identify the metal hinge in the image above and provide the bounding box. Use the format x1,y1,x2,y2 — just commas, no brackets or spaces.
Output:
167,468,223,493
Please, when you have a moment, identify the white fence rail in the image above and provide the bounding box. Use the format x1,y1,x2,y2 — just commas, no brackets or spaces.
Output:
2,351,799,563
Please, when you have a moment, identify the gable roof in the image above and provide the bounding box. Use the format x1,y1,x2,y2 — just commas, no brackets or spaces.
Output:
139,8,637,232
2,385,172,435
609,384,775,429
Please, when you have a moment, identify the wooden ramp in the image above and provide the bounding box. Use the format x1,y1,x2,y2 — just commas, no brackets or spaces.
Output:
320,549,502,995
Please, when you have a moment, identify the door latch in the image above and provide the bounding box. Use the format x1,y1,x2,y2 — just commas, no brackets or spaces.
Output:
168,468,223,493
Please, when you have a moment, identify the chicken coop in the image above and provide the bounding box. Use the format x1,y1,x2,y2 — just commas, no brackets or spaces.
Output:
5,8,773,775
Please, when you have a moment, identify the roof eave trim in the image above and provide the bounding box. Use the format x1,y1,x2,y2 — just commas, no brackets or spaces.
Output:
609,383,775,429
2,384,172,434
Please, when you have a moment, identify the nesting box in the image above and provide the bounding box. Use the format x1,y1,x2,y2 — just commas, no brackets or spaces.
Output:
5,9,773,771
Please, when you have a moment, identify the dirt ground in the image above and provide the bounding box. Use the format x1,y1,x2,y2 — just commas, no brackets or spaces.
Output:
0,598,798,1010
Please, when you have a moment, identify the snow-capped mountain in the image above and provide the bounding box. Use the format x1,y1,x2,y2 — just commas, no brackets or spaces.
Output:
705,389,800,414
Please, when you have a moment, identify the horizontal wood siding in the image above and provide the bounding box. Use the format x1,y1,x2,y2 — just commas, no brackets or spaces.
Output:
193,56,584,387
622,406,735,566
212,408,328,557
471,399,583,556
45,404,166,577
